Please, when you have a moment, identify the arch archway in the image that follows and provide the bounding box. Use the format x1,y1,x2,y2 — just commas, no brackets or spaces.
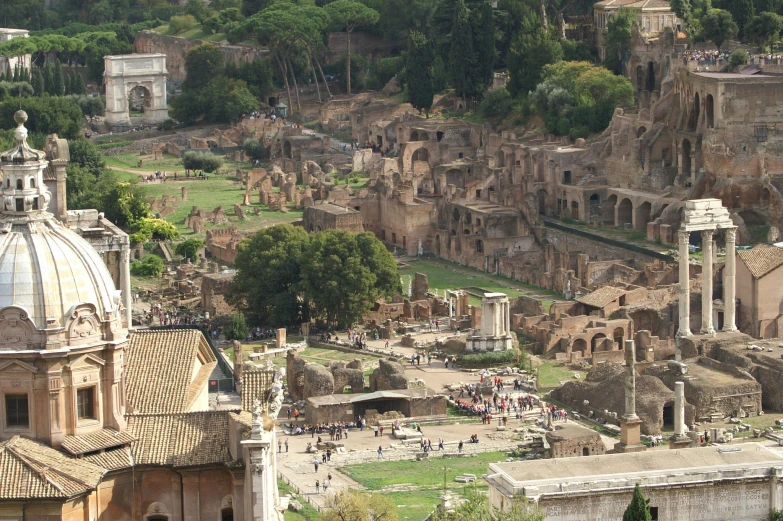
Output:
497,149,505,168
637,126,647,138
592,333,608,352
688,93,700,131
412,148,429,163
283,141,292,159
419,132,429,141
705,94,714,128
572,338,588,355
635,201,652,231
410,130,419,141
617,198,633,227
104,54,168,129
613,327,625,346
646,61,655,91
537,189,548,215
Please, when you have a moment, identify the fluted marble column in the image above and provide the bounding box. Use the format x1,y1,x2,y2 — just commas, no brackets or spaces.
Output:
678,231,692,338
701,230,715,334
723,227,737,332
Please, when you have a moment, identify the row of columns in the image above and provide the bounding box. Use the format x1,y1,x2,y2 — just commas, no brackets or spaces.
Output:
677,227,737,339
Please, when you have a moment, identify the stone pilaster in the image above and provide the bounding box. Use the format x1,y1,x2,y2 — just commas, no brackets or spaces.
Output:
701,230,715,335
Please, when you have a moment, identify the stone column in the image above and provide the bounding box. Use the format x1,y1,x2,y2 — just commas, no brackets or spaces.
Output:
669,380,691,449
120,247,132,329
678,231,692,338
701,230,715,334
614,339,645,453
723,227,737,332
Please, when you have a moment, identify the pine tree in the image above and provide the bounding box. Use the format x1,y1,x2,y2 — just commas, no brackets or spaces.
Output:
406,31,435,117
54,60,65,96
623,484,652,521
76,73,87,95
12,64,19,83
475,1,496,89
65,72,73,95
448,0,480,100
44,62,54,95
31,69,44,96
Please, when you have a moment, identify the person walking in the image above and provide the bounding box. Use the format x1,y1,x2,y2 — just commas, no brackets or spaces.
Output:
377,445,384,460
285,439,289,452
278,439,282,453
313,460,320,473
315,480,320,493
458,440,463,453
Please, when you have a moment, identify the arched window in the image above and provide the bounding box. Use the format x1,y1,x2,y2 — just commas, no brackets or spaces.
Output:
16,179,22,190
29,178,35,188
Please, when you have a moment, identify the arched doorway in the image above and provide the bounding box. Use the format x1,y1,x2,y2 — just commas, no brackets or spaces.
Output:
572,338,588,355
646,61,655,91
682,139,692,175
705,94,714,128
688,93,700,131
221,508,234,521
128,85,152,118
419,132,430,141
635,201,651,231
410,130,419,141
497,149,505,168
537,189,548,215
476,240,484,253
571,201,579,220
617,198,633,227
637,126,647,138
636,65,643,91
283,141,292,159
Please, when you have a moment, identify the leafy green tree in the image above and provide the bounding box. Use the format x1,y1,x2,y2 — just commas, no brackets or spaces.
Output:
604,7,636,73
377,0,435,40
431,55,448,92
129,217,179,244
182,151,224,172
745,11,783,51
714,0,753,38
131,255,165,277
101,182,151,229
763,509,783,521
182,44,224,91
623,484,652,521
0,95,82,138
405,31,435,117
228,224,311,326
324,0,379,94
700,9,738,51
201,77,258,122
430,488,543,521
224,312,250,341
507,14,563,97
69,137,106,177
175,239,205,262
448,0,480,100
184,0,208,21
321,490,398,521
478,87,513,124
75,73,87,94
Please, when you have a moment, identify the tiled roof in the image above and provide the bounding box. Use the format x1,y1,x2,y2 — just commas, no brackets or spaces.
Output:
83,447,133,471
126,411,233,467
61,428,136,456
738,244,783,279
230,410,254,430
0,436,104,499
576,286,627,308
241,370,275,412
125,329,217,414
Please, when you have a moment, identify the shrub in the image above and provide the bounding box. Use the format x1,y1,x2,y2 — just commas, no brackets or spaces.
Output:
169,14,197,33
157,118,177,131
243,138,266,160
183,151,223,172
130,254,165,277
460,349,520,367
478,88,513,122
729,50,749,68
175,238,205,262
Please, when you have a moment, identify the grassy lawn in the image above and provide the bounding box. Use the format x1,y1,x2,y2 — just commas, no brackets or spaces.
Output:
399,257,559,310
383,489,447,521
153,23,229,42
278,479,320,521
535,359,587,392
341,451,504,490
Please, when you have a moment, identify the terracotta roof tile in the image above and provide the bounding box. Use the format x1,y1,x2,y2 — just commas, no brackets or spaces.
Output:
126,411,233,467
576,286,627,308
61,428,136,456
125,329,217,414
83,447,134,471
241,370,275,412
0,436,104,499
738,244,783,279
230,410,254,430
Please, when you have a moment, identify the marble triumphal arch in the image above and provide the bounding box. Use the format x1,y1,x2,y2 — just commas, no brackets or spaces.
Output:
104,54,169,129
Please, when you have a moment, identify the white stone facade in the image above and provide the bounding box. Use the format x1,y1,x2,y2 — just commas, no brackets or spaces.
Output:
466,292,513,351
104,54,169,129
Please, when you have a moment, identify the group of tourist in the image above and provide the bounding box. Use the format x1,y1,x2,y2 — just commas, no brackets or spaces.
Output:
409,351,431,365
143,305,201,327
299,421,354,439
682,49,733,66
248,327,279,341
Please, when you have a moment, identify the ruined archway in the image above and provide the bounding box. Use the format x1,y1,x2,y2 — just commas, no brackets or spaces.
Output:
572,338,588,355
283,141,292,159
636,126,647,138
497,149,505,168
635,201,652,231
613,327,625,345
705,94,714,129
104,54,168,130
617,198,633,227
682,138,692,175
537,189,548,215
410,130,419,141
412,148,429,163
591,333,608,352
688,93,700,131
646,61,655,91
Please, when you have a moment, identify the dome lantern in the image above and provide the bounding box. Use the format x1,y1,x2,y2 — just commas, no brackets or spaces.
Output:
0,110,52,216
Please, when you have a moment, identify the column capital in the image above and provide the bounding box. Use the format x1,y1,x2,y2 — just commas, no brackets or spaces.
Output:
702,229,714,240
725,227,737,242
678,230,690,242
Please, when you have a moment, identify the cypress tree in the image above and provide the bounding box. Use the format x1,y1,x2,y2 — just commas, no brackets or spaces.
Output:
12,64,19,83
65,72,73,95
44,62,54,95
448,0,479,100
406,31,435,118
76,73,86,94
622,484,652,521
54,60,65,96
475,1,496,89
32,69,44,96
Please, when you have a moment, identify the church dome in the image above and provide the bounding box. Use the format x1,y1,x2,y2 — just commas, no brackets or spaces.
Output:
0,112,122,345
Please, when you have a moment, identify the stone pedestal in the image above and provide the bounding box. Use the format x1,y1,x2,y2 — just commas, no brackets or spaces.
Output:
275,328,286,349
614,416,646,453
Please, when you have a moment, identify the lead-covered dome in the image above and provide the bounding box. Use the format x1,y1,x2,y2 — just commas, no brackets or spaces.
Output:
0,111,123,348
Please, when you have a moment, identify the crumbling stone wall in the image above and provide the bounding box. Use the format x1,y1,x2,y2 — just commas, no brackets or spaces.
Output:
546,425,606,458
332,367,364,394
286,351,308,401
369,359,408,391
303,363,335,399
